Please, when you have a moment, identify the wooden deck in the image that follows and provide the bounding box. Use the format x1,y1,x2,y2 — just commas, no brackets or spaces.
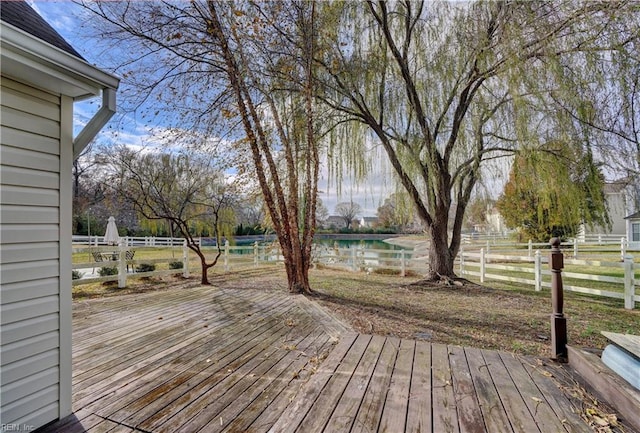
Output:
40,285,593,433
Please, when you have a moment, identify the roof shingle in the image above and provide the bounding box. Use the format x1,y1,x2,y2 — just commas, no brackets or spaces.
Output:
1,0,84,60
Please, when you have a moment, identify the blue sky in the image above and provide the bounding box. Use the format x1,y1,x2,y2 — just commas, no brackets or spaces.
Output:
30,0,396,217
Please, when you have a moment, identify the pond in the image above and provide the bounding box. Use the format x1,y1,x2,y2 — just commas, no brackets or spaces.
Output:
204,235,415,267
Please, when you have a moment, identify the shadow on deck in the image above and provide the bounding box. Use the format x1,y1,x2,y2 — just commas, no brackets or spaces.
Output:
40,285,597,433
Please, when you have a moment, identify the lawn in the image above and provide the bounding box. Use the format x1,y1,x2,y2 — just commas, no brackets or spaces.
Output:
71,264,640,358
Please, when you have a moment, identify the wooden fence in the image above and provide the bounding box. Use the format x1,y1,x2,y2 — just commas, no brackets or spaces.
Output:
459,248,638,309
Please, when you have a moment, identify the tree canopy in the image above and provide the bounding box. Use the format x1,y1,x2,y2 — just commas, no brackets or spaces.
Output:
106,147,235,284
311,0,637,278
497,146,609,242
80,0,640,282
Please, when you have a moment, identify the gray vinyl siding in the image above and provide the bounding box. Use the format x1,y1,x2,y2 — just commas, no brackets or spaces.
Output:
1,77,62,430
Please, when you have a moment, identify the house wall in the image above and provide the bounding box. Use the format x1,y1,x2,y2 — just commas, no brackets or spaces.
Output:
0,77,72,430
628,218,640,249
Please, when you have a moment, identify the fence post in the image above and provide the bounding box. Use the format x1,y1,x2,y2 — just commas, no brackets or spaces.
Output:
224,239,229,272
624,254,635,310
118,239,127,289
182,240,190,278
351,247,357,272
459,245,465,275
400,249,406,277
535,250,542,291
550,237,567,362
254,241,259,267
621,237,627,262
573,238,578,259
480,248,485,283
528,239,533,258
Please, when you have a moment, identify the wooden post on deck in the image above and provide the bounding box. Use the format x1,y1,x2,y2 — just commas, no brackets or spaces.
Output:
550,237,567,362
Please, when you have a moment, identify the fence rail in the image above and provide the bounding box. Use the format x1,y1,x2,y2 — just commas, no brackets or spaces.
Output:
73,237,637,309
459,247,638,309
73,235,190,247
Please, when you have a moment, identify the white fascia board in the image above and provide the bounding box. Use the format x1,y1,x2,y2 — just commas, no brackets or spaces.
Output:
1,21,120,158
0,21,119,99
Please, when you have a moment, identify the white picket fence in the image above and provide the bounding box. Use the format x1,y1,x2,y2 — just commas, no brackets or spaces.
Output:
459,247,638,309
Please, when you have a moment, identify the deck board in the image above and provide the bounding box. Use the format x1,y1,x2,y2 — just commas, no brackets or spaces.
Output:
449,345,484,433
405,340,432,433
38,285,595,433
482,349,540,433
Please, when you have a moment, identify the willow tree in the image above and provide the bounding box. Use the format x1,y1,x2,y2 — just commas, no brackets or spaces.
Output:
497,146,609,242
80,0,323,293
314,1,637,280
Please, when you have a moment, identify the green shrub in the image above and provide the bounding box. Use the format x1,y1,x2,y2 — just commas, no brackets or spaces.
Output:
98,266,118,276
136,263,156,273
72,270,84,280
169,261,183,270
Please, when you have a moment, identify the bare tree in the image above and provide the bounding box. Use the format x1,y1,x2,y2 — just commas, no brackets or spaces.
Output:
334,201,363,229
107,147,235,285
80,0,323,293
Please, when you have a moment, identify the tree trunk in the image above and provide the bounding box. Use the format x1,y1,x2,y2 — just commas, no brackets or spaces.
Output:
426,213,456,280
284,249,312,294
200,261,210,285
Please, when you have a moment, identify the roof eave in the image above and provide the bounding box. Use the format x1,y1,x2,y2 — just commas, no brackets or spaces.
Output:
0,21,119,99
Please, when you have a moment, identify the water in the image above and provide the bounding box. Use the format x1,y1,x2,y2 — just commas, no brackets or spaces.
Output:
226,237,413,265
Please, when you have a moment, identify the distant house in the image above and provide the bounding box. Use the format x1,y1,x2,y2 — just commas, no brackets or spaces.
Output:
1,2,119,430
324,215,347,229
626,211,640,249
357,216,378,229
579,179,639,240
486,206,507,235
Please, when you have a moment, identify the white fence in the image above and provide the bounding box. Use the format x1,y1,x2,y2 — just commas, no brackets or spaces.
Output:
72,240,422,288
73,235,189,247
72,243,191,287
73,236,638,310
459,248,638,309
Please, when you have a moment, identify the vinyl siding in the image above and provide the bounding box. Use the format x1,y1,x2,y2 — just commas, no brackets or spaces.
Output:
0,77,62,430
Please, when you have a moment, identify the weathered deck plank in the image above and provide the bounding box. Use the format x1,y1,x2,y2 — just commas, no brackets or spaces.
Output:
322,334,386,432
464,346,513,433
378,338,414,433
38,285,596,433
449,345,484,433
432,343,461,433
265,332,360,432
350,337,401,433
405,340,432,433
482,349,540,433
498,352,568,433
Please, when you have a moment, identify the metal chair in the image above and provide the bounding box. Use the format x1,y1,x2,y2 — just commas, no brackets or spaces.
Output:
91,251,104,272
125,250,135,272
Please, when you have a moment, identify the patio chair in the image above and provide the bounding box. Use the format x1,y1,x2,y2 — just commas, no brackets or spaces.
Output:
91,251,104,273
125,250,135,272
